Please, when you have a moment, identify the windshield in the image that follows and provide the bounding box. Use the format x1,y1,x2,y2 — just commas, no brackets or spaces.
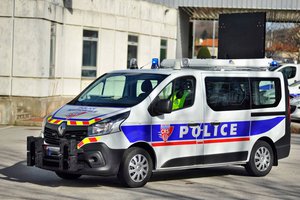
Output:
70,73,167,107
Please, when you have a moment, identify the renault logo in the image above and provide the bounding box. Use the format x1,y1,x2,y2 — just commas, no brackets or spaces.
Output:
58,122,66,136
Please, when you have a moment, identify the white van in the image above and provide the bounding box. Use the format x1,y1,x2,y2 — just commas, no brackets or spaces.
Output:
27,59,290,188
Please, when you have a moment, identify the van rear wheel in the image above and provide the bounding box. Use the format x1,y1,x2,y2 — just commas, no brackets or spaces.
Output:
245,140,273,176
118,147,153,188
55,171,81,180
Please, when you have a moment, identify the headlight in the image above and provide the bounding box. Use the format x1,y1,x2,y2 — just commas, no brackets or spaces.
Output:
89,111,130,136
91,119,114,135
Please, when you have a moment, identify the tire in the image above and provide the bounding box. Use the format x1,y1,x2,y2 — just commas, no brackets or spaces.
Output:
118,147,153,188
55,171,82,180
245,140,274,176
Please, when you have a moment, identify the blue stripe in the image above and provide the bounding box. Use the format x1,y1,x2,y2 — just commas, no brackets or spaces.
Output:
250,117,285,135
290,93,300,98
259,84,273,91
122,117,285,143
121,125,151,142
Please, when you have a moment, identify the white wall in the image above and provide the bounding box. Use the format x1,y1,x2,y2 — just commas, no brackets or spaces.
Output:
13,18,50,78
0,0,178,97
0,18,12,77
99,29,116,74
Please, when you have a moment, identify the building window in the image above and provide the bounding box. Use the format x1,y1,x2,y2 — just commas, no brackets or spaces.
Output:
49,23,56,77
82,30,98,77
160,39,167,62
127,35,138,68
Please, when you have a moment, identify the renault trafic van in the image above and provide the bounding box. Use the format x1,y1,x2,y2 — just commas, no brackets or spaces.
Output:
27,59,290,187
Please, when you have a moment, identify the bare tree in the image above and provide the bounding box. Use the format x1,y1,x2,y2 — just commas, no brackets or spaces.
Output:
266,23,300,63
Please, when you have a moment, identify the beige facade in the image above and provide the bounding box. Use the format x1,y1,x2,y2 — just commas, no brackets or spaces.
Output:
0,0,177,124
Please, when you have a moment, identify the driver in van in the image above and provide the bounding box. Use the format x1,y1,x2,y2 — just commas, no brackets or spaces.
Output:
171,80,192,110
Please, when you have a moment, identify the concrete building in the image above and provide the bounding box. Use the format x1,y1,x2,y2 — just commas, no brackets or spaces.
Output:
0,0,177,125
0,0,299,125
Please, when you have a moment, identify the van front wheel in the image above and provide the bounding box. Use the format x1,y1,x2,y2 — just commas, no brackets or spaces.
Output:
118,147,153,188
245,140,273,176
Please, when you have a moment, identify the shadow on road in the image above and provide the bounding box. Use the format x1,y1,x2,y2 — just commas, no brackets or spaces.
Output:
0,160,248,188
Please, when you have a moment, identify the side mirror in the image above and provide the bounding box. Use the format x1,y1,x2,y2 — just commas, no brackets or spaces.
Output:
149,99,172,116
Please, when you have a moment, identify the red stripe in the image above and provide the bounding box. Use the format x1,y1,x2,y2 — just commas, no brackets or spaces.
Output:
54,120,60,124
152,137,250,147
89,137,98,142
69,121,77,125
77,141,83,148
95,118,102,122
203,137,250,144
152,140,196,147
83,121,90,125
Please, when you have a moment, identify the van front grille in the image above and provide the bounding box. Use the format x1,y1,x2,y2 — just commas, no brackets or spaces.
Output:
44,127,88,145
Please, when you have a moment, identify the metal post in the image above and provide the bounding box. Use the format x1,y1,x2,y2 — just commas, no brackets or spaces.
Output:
192,19,196,58
212,20,216,58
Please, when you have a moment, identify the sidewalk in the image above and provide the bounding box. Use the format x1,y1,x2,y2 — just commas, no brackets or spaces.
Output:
291,122,300,134
16,117,43,127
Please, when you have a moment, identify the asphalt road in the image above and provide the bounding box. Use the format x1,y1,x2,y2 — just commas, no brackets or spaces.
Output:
0,126,299,200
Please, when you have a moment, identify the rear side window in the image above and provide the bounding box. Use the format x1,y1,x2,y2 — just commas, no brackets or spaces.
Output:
206,77,282,111
250,78,281,108
205,77,250,111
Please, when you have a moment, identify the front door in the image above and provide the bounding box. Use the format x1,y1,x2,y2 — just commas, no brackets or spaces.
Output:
150,76,202,169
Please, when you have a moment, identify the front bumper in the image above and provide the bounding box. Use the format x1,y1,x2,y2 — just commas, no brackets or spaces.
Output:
27,136,125,176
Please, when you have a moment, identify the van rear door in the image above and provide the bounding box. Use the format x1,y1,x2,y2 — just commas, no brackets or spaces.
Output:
249,77,287,143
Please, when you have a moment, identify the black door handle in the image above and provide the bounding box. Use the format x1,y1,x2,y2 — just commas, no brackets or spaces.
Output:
210,122,221,126
188,123,199,127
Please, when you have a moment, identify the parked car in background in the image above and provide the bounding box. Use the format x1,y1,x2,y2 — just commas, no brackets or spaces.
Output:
269,63,300,85
290,96,300,121
289,81,300,97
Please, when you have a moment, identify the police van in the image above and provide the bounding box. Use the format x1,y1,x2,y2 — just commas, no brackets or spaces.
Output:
27,58,290,188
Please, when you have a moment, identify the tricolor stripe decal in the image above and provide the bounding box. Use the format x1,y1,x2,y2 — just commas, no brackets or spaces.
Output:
47,116,102,126
77,136,101,149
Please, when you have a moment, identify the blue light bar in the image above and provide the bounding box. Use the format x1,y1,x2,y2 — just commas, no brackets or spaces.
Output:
270,60,278,67
151,58,159,69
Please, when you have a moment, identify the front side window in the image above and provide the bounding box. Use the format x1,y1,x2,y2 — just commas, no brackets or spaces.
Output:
206,77,250,111
82,30,98,77
71,73,167,107
157,76,196,111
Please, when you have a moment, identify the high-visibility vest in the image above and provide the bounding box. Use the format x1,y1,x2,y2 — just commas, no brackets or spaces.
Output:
172,90,190,110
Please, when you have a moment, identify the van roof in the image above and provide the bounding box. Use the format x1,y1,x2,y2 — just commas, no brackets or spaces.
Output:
111,67,280,76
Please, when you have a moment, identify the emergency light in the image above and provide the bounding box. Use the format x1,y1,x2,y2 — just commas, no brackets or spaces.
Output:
151,58,159,69
270,60,278,67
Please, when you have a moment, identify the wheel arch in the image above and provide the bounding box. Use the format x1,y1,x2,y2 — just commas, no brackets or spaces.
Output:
130,142,157,169
256,137,278,166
